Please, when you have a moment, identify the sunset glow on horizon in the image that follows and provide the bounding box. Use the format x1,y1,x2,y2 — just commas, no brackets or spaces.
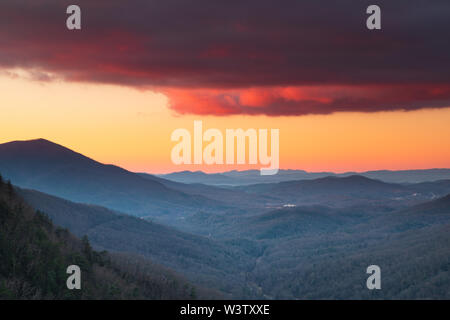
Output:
2,71,450,175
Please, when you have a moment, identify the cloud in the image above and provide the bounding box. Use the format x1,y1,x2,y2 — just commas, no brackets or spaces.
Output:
0,0,449,116
167,85,450,116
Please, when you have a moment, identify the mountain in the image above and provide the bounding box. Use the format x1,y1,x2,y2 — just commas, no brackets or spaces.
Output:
233,175,413,208
0,176,202,300
158,169,450,185
222,169,334,183
241,175,401,193
0,139,224,222
158,169,334,185
359,169,450,184
230,175,450,208
156,171,237,185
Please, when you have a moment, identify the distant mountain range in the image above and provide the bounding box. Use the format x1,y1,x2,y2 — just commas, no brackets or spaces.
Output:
2,139,450,219
158,168,450,185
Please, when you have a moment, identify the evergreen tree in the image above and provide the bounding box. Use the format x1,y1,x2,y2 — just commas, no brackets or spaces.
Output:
6,180,13,199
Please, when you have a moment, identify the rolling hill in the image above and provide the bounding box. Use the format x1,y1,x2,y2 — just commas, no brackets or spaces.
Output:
16,187,254,297
233,175,450,208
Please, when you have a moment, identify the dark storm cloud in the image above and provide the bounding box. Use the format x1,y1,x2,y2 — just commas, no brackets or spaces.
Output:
0,0,449,115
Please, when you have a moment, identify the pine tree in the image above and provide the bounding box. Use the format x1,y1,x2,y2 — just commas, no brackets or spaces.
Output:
81,235,94,263
6,180,13,199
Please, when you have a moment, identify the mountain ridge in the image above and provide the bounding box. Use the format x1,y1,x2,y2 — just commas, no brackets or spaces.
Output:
0,139,226,222
158,168,450,185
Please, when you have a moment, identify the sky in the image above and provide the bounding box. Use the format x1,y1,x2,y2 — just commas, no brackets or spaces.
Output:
1,0,449,174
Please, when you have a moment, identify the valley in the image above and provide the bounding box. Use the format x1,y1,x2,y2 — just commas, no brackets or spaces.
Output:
1,139,450,299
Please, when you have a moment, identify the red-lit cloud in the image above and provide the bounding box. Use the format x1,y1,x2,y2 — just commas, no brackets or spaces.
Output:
167,85,450,116
0,0,449,116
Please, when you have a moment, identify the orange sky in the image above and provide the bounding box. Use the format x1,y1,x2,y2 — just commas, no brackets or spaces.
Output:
1,70,450,174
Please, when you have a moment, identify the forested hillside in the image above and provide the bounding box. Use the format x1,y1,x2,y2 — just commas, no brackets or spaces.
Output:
18,188,253,297
0,175,203,300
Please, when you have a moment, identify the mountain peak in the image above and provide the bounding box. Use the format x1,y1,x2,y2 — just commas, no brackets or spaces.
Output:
0,138,90,164
315,175,379,184
343,175,379,182
0,139,219,218
27,138,52,143
1,138,70,150
4,138,55,144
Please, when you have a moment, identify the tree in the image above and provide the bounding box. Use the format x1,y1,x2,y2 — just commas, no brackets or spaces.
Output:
6,180,13,199
81,235,94,263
